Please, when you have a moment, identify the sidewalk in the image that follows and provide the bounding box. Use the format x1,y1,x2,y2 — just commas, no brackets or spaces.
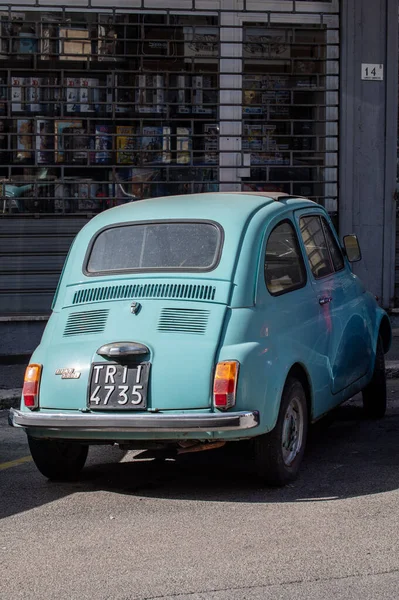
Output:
2,332,399,409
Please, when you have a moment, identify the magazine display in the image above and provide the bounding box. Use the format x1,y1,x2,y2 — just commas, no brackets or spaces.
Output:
141,126,171,165
36,118,53,165
116,126,136,164
95,125,113,164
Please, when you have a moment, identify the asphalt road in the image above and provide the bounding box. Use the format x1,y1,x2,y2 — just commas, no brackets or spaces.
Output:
1,386,399,600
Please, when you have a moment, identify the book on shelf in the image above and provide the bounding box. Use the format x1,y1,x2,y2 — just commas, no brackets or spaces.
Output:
66,77,80,113
97,14,118,61
35,118,53,165
106,74,114,113
192,75,214,114
136,74,165,113
141,126,171,165
177,75,191,114
77,179,100,211
79,78,100,112
95,124,113,164
203,123,218,164
54,119,83,163
11,76,25,112
42,76,61,114
0,12,25,58
40,15,59,59
63,127,93,165
176,127,191,164
58,27,91,61
115,74,132,113
26,77,41,112
16,119,33,161
116,126,136,164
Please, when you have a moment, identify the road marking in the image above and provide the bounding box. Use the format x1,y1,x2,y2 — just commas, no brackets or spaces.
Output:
0,456,32,471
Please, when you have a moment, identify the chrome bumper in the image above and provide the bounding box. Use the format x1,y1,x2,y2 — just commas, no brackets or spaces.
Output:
9,408,259,433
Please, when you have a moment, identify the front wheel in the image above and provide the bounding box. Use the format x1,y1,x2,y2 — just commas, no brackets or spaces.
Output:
254,377,308,486
28,436,88,481
362,335,387,419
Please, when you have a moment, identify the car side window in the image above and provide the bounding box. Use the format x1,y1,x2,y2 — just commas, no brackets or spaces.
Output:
299,215,334,279
265,220,306,296
321,217,345,272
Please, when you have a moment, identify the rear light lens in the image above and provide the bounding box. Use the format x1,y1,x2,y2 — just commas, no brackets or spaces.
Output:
213,361,239,410
23,364,42,410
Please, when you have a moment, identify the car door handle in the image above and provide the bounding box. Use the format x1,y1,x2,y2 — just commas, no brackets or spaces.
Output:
319,296,333,305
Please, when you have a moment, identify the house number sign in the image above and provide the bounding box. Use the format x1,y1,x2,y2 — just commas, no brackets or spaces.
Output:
361,64,384,81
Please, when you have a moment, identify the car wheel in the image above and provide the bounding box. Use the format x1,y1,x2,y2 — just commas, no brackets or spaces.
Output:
254,376,308,487
28,437,88,481
362,335,387,419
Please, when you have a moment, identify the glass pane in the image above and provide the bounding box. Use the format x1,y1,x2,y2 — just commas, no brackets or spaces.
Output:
87,221,222,273
265,221,306,295
300,215,333,278
322,217,344,271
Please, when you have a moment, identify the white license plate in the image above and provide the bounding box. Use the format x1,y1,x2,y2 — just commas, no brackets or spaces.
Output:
88,362,150,410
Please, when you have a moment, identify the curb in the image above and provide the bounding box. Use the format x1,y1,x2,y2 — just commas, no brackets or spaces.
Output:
386,361,399,379
2,362,399,411
0,389,21,410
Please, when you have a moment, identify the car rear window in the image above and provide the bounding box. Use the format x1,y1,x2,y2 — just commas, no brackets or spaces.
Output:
86,221,223,274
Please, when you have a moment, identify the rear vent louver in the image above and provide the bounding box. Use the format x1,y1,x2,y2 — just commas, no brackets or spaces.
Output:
158,308,210,335
72,283,216,305
64,309,109,337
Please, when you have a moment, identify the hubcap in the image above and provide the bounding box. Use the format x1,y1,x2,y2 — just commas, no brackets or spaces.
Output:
281,395,304,466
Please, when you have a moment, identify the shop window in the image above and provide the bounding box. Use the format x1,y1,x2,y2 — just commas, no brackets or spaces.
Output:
0,10,220,215
241,23,338,214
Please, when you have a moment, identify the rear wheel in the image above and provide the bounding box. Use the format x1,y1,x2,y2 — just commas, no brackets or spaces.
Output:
254,377,308,486
28,437,88,481
362,335,387,419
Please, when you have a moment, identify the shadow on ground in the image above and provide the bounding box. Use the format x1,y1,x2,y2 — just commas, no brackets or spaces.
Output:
2,395,399,520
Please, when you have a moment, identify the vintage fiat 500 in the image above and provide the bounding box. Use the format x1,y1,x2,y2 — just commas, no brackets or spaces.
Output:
9,192,391,486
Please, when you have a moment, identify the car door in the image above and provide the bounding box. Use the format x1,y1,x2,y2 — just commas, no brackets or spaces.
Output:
258,216,333,419
295,209,373,395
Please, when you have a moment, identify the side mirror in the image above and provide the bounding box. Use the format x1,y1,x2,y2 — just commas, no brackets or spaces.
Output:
343,234,362,262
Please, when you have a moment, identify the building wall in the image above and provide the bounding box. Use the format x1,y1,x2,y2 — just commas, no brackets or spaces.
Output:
339,0,398,307
1,0,396,356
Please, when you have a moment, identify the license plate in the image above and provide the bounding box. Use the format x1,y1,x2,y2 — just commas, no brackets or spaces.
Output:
88,362,150,410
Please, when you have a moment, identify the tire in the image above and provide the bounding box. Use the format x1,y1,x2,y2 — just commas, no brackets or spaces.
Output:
362,335,387,419
28,436,88,481
254,377,308,487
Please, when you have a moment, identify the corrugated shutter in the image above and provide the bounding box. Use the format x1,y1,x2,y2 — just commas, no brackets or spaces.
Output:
0,217,89,314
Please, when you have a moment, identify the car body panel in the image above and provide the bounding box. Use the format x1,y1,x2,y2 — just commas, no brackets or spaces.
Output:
11,192,391,444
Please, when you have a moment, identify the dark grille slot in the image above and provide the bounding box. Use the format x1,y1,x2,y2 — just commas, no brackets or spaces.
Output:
158,308,210,335
72,283,217,305
63,309,109,336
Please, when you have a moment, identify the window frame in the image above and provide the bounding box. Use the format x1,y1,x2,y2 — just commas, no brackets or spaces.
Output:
264,218,307,297
320,216,345,274
83,218,225,277
299,212,346,281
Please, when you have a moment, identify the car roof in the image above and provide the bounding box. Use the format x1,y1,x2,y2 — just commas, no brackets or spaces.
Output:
89,192,318,230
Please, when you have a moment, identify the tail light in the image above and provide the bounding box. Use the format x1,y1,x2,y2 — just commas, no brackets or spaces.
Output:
213,361,239,410
23,364,42,410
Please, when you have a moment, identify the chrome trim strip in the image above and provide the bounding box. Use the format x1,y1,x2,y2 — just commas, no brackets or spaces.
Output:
97,341,150,357
9,408,259,433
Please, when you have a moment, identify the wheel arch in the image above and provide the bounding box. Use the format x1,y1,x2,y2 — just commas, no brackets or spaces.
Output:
286,363,313,422
378,315,392,354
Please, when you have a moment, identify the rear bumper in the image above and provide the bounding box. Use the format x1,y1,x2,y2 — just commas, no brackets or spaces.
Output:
9,408,259,433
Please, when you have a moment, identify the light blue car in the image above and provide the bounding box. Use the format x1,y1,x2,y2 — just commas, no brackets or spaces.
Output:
9,192,392,486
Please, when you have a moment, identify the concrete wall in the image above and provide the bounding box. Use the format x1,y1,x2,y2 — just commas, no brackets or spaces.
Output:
339,0,398,308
